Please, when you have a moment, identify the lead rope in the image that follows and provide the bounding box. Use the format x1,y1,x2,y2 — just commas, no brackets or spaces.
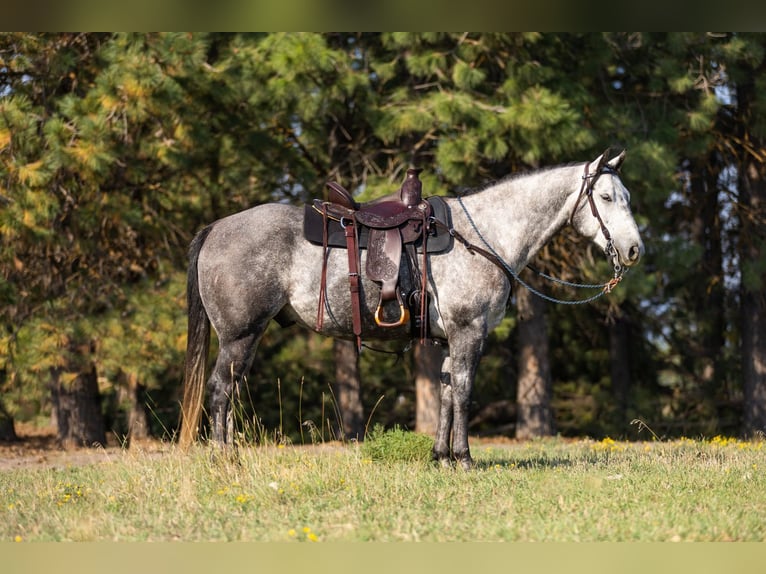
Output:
455,196,624,306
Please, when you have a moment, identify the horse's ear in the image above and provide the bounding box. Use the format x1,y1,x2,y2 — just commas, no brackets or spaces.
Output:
588,148,611,174
607,149,626,171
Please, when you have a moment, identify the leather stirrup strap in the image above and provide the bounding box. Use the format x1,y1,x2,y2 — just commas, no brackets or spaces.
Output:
344,218,363,352
316,203,330,331
367,228,409,329
419,211,429,344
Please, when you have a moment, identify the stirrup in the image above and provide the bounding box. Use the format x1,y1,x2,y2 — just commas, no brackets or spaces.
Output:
374,292,410,328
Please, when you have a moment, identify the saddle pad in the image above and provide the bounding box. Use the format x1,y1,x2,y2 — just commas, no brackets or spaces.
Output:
303,196,453,253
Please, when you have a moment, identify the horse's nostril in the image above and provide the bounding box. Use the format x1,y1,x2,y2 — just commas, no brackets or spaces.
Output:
629,245,640,261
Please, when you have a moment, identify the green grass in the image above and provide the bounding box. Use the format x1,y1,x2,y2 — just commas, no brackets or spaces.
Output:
2,435,765,542
360,424,435,463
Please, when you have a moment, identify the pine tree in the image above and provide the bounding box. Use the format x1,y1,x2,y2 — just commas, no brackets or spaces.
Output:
725,33,766,436
3,32,765,444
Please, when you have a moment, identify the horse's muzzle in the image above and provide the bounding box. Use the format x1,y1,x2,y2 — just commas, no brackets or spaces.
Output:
628,244,642,263
621,242,644,267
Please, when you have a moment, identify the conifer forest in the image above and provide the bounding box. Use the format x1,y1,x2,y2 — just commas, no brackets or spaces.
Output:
1,33,765,445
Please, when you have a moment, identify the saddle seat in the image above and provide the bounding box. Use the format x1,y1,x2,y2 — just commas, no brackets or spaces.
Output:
312,168,433,350
322,167,429,232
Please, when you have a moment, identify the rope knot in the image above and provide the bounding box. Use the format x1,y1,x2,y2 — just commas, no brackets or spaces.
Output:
603,275,623,294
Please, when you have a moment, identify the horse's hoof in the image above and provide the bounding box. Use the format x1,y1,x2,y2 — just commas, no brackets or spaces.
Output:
438,457,454,469
453,452,474,470
432,447,453,468
208,442,240,465
432,452,453,468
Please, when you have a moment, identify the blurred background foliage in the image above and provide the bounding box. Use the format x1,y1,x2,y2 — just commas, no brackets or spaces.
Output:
1,32,765,443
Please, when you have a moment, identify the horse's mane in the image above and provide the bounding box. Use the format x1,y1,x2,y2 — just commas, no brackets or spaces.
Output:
457,162,583,197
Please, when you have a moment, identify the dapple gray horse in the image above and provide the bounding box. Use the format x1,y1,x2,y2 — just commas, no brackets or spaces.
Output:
179,150,644,468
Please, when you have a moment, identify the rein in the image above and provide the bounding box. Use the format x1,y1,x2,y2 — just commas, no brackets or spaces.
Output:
448,162,626,306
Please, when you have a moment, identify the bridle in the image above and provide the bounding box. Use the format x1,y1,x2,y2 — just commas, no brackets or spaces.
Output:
446,158,628,305
569,160,624,281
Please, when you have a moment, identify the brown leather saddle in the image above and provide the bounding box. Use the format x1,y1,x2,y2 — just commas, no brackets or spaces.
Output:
305,168,447,351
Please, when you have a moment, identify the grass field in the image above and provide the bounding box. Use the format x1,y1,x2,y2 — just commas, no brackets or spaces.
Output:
2,434,765,542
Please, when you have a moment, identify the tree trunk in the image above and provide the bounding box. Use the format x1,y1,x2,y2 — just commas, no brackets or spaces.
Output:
50,363,107,448
0,400,17,441
0,368,17,441
740,157,766,437
121,370,149,442
741,289,766,436
609,311,631,432
689,161,725,396
515,284,555,439
414,342,443,435
332,339,364,440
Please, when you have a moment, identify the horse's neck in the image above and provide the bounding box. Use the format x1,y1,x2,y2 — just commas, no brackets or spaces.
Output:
455,165,581,271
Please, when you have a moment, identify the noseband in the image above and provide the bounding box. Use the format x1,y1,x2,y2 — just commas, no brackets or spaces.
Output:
570,162,624,280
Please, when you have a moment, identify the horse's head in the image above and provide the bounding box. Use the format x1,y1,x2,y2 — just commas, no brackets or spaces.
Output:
570,149,644,272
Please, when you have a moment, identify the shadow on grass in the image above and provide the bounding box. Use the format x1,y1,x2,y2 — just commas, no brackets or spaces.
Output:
471,448,615,471
472,457,577,471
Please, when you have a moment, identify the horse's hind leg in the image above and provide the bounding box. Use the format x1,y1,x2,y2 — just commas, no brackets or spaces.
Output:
207,333,260,446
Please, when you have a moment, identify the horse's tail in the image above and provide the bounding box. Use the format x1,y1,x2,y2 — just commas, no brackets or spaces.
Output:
179,225,214,450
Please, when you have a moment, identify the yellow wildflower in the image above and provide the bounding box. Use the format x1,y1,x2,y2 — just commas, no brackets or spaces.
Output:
591,437,624,452
302,527,319,542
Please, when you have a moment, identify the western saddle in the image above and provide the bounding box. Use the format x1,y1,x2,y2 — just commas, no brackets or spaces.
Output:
309,168,435,351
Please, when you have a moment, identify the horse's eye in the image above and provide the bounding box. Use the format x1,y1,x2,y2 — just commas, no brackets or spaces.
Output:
601,193,612,202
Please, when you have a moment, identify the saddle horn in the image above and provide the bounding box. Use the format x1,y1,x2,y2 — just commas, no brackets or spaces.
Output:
399,167,423,207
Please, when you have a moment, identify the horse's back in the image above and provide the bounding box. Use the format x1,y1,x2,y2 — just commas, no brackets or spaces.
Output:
203,202,302,247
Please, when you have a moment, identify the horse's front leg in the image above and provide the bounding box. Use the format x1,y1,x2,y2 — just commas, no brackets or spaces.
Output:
447,333,485,470
433,354,453,467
